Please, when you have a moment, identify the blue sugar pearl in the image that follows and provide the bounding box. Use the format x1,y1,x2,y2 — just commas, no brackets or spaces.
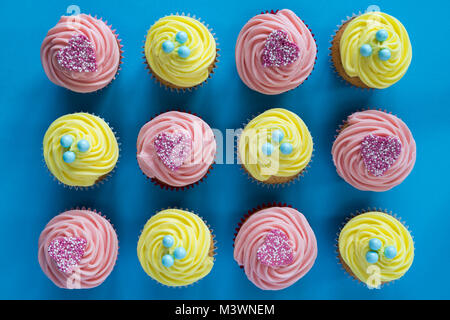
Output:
280,142,293,155
162,235,174,248
60,135,73,148
77,139,90,152
162,40,175,53
384,246,397,259
360,44,373,57
369,238,382,251
174,247,187,260
376,29,389,42
175,31,188,44
162,254,174,268
378,48,391,61
271,129,284,143
178,46,191,58
63,151,76,163
366,251,379,264
261,143,274,156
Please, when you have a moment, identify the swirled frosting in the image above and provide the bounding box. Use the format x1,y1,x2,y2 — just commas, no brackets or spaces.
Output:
137,209,214,287
339,12,412,89
43,113,119,187
137,111,216,187
234,207,317,290
238,108,313,182
339,211,414,284
332,110,416,191
235,9,316,95
41,14,121,93
38,209,119,289
144,15,216,88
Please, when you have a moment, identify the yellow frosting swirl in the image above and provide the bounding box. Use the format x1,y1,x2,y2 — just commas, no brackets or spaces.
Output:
238,108,313,182
137,209,214,287
340,12,412,88
144,15,216,88
43,113,119,187
339,211,414,286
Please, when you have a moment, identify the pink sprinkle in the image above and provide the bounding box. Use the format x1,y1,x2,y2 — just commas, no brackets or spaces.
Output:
47,237,87,274
57,34,97,72
261,30,300,68
360,134,402,177
257,229,294,267
154,131,192,171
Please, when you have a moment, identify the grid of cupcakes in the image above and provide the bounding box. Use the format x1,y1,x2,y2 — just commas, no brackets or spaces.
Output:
330,10,412,89
41,13,123,93
237,108,314,187
143,13,219,91
235,9,317,95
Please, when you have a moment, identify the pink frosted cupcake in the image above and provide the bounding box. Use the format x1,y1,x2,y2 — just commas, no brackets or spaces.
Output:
235,9,316,95
41,14,122,93
136,111,216,189
332,110,416,192
233,204,317,290
38,209,118,289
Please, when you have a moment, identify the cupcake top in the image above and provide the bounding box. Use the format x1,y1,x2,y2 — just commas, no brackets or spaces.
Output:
144,15,216,88
234,206,317,290
235,9,316,95
137,209,214,287
38,209,119,289
332,110,416,191
137,111,216,187
239,108,313,183
339,12,412,89
43,113,119,187
339,211,414,287
41,14,121,93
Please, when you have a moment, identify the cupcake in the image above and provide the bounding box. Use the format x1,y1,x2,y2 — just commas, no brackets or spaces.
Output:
235,9,316,95
238,108,313,185
338,210,414,288
43,112,119,188
332,109,416,191
233,204,317,290
137,111,216,189
144,14,218,90
137,208,215,287
38,208,119,289
41,14,122,93
331,11,412,89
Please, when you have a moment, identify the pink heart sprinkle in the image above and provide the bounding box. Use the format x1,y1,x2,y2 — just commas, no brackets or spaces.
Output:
257,229,294,267
261,30,300,68
57,34,97,72
154,132,192,171
360,134,402,177
47,237,87,274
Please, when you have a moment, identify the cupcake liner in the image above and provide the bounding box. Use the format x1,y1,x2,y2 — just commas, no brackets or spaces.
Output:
142,13,219,92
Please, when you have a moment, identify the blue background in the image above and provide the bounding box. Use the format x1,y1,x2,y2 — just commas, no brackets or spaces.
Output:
0,0,448,300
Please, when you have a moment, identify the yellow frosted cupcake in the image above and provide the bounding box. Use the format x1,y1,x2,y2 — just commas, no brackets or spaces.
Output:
43,113,119,188
338,210,414,289
238,108,313,185
144,14,218,90
137,209,215,287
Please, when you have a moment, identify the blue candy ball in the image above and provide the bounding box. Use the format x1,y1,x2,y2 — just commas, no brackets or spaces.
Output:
378,48,391,61
280,142,293,155
162,40,175,53
271,129,284,143
60,135,73,148
366,251,379,264
376,29,389,42
77,139,90,152
162,235,174,248
384,246,397,259
174,247,187,260
261,143,274,156
63,151,76,163
369,238,382,251
175,31,188,44
162,254,174,268
360,44,373,57
178,45,191,58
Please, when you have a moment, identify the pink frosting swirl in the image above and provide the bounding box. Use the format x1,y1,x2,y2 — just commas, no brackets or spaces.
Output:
137,111,216,187
235,9,316,95
38,209,118,289
332,110,416,191
234,207,317,290
41,14,121,93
